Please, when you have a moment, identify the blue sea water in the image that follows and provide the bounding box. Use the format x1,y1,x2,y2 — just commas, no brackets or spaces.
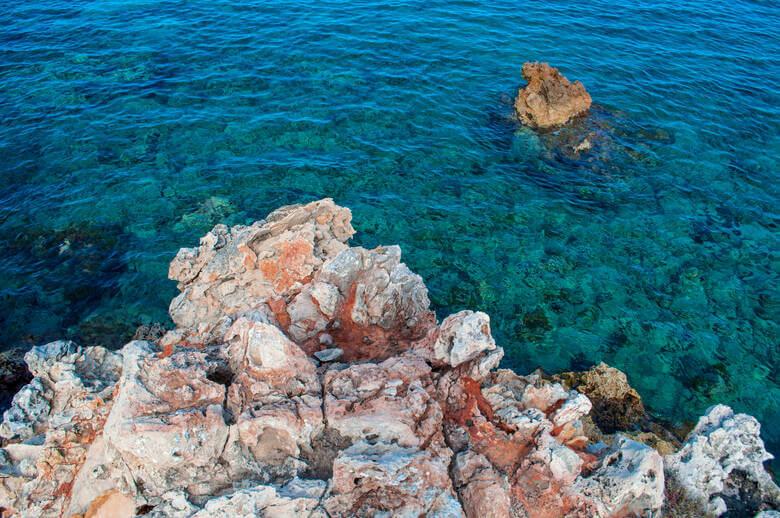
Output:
0,0,778,464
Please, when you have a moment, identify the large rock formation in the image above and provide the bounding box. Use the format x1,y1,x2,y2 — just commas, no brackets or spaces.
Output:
514,62,592,129
0,199,776,517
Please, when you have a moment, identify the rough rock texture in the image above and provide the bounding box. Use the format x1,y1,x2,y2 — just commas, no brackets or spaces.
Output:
551,362,683,458
131,323,168,345
0,341,121,517
433,311,496,368
0,199,776,517
578,435,665,517
325,441,461,517
553,362,646,433
166,198,354,332
665,405,780,516
190,478,327,518
514,61,592,129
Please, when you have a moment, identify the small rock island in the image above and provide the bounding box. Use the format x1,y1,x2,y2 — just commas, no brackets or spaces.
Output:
0,200,777,517
515,62,593,129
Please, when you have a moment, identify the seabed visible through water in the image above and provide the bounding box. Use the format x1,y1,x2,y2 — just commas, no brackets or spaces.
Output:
0,0,777,466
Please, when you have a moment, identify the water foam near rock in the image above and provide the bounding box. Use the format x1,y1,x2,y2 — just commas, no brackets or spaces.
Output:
0,199,777,517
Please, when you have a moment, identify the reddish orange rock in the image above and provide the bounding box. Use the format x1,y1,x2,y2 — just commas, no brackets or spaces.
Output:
515,62,592,129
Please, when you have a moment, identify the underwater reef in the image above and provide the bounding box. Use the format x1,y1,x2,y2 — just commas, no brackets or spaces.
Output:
0,199,777,517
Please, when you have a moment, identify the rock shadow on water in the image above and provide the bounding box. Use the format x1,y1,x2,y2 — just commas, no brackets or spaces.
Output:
0,223,135,349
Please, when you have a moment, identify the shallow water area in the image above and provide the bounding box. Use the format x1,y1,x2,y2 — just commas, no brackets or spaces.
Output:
0,0,778,467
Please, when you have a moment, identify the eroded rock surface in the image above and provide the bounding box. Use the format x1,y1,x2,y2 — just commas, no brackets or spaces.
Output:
553,361,645,433
0,341,121,517
0,199,775,517
665,405,780,516
551,362,683,457
514,61,592,129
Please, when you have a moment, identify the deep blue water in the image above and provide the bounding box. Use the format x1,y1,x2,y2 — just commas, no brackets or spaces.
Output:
1,0,778,463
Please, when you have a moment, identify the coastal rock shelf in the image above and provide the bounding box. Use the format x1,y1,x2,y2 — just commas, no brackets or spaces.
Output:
0,199,777,517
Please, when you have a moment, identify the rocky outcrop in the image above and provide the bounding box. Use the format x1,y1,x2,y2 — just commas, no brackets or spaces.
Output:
0,341,122,517
665,405,780,516
514,62,592,129
165,199,354,332
0,199,776,517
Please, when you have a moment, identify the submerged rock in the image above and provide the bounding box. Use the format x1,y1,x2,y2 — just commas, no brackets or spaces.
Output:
2,223,131,349
0,199,775,517
514,61,592,129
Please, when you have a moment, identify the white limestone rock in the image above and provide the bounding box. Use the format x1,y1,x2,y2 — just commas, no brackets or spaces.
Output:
1,340,121,441
433,311,496,367
665,404,780,516
451,451,512,518
0,341,122,517
325,440,463,517
167,199,354,329
577,435,665,517
191,478,327,517
102,341,231,502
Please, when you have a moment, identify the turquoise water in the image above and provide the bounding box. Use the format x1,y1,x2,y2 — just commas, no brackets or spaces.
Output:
1,0,778,462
